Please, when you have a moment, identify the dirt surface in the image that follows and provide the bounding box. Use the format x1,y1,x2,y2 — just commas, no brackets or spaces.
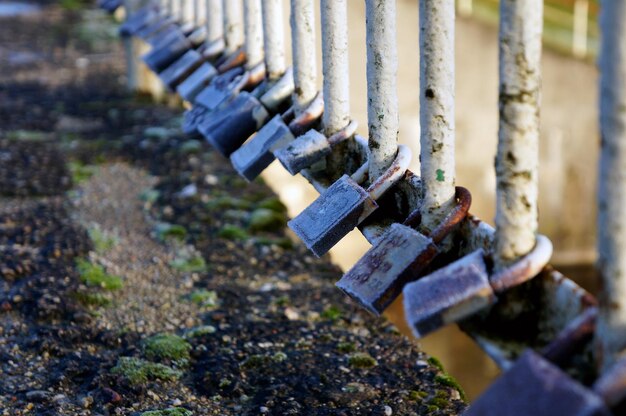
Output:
0,2,467,415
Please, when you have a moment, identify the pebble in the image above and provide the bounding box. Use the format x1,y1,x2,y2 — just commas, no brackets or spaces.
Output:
25,390,49,403
384,405,393,416
260,406,269,413
172,398,182,406
179,184,197,198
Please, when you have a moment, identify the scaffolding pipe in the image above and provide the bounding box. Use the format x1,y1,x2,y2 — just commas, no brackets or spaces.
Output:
181,0,193,23
320,0,350,136
365,0,399,180
244,0,264,69
290,0,317,115
262,0,286,81
596,0,626,373
206,0,223,44
223,0,244,55
494,0,543,271
419,0,456,233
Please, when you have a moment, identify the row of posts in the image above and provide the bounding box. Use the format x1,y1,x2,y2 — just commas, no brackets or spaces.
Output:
119,0,626,389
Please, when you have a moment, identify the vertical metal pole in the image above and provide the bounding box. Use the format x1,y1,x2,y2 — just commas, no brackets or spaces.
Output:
494,0,543,270
321,0,350,136
182,0,193,24
262,0,286,81
123,0,140,92
572,0,589,58
206,0,223,45
596,0,626,373
419,0,456,232
223,0,244,55
244,0,265,69
290,0,317,115
193,0,204,26
365,0,399,180
457,0,473,17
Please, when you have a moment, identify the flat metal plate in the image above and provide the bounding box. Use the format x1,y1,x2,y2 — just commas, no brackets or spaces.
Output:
198,92,269,157
230,115,294,181
403,249,495,338
275,129,329,175
159,49,202,90
337,223,435,315
465,351,611,416
289,175,373,257
176,62,218,102
143,33,190,73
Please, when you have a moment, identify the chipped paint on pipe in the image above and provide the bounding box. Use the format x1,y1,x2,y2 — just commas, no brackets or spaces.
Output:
494,0,543,270
262,0,286,81
321,0,350,136
419,0,456,233
244,0,264,69
290,0,317,115
205,0,223,44
223,0,244,55
366,0,399,181
595,0,626,373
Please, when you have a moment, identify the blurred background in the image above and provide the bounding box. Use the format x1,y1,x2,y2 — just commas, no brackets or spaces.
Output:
261,0,601,399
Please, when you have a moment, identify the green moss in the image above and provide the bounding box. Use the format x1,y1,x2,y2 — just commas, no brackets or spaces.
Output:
434,374,467,402
272,352,287,363
72,291,112,307
254,237,294,250
68,161,97,185
241,354,269,369
336,342,356,353
256,197,287,213
111,357,182,385
169,256,207,273
248,209,287,232
180,140,202,154
60,0,89,10
205,196,252,211
6,130,49,142
429,397,449,408
189,289,218,308
408,390,429,401
144,334,191,361
274,295,290,307
218,225,249,241
321,305,342,321
155,223,188,242
425,404,439,413
427,356,445,372
76,259,123,290
88,227,118,253
185,325,216,338
348,353,378,369
141,408,193,416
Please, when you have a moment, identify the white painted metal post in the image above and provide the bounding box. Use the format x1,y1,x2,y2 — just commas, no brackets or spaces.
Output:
596,0,626,373
223,0,244,55
206,0,223,45
419,0,456,232
494,0,543,270
182,0,194,24
193,0,205,26
320,0,350,136
290,0,317,115
262,0,286,81
457,0,473,17
365,0,399,180
572,0,589,58
244,0,265,69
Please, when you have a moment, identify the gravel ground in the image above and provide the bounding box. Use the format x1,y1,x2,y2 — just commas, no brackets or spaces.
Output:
0,2,467,415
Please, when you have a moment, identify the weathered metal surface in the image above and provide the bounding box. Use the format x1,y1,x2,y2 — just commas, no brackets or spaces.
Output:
404,249,494,338
594,355,626,409
289,174,375,257
138,16,178,43
230,115,294,181
258,69,294,112
143,31,191,73
541,306,597,367
338,224,436,315
176,62,218,102
119,6,158,36
465,351,611,416
199,92,270,157
489,234,553,293
276,120,358,176
159,49,203,90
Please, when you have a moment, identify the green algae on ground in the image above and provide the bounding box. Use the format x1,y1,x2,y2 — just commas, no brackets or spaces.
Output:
140,408,193,416
336,341,356,353
155,222,188,242
205,196,253,211
68,161,97,184
144,334,191,361
321,305,343,321
76,258,123,290
169,256,207,273
72,291,111,307
348,353,378,369
254,236,294,250
427,356,445,372
435,373,467,402
218,225,249,241
189,289,218,308
111,357,183,385
87,227,118,253
248,208,287,232
256,197,287,213
185,325,216,338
